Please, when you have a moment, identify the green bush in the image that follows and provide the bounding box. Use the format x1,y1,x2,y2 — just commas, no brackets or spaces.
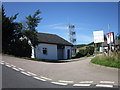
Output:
86,46,94,55
75,46,94,58
75,49,87,58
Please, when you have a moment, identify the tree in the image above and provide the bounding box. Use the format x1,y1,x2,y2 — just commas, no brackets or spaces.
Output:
26,9,42,32
22,9,42,47
104,34,107,40
86,46,94,55
115,33,120,40
2,5,20,53
2,5,31,57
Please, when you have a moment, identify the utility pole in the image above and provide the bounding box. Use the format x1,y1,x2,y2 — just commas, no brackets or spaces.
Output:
108,24,111,55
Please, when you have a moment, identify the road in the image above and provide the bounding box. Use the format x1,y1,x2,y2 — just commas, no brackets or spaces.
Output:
2,65,119,88
1,55,119,88
2,65,71,88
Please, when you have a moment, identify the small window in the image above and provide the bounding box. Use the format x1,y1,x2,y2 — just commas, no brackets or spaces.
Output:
43,48,47,55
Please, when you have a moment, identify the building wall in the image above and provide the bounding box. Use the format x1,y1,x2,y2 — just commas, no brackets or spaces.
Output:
32,43,72,60
64,46,72,59
35,43,57,60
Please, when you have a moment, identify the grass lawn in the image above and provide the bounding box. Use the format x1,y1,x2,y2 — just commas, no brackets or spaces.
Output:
91,52,120,68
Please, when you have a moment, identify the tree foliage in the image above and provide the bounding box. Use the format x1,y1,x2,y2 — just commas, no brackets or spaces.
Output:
75,46,94,58
2,5,31,57
2,5,20,53
104,34,107,40
2,6,42,57
21,30,39,47
115,33,120,40
22,9,42,47
26,10,42,32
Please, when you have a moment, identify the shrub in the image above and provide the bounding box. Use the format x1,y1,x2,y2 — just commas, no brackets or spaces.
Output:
75,46,94,58
75,49,87,58
86,46,94,55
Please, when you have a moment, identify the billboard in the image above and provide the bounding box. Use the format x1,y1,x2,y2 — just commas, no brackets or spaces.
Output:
93,31,104,43
106,32,114,44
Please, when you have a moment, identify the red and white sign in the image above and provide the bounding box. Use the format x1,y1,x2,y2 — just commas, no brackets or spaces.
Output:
106,32,114,44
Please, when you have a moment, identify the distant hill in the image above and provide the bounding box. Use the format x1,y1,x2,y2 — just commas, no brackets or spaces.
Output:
76,42,94,50
88,42,94,45
76,42,94,48
75,44,87,48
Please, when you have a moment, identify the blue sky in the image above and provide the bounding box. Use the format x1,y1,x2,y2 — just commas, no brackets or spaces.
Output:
3,2,118,44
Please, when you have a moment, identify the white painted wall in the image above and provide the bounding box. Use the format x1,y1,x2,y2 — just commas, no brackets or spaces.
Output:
31,46,35,58
64,46,72,59
31,43,72,60
35,43,57,60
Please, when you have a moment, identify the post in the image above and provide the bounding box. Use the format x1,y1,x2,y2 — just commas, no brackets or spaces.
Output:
94,43,96,56
102,42,104,54
108,24,111,55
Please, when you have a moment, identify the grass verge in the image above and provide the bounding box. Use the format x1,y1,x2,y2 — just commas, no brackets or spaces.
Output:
2,53,72,63
91,52,120,68
21,57,67,63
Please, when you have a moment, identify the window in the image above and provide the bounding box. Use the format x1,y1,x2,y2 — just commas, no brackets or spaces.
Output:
43,48,47,55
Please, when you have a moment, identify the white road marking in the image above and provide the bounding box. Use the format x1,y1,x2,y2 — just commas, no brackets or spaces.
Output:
58,80,73,83
21,71,31,76
40,76,52,80
0,62,4,65
6,64,11,67
96,84,113,88
18,68,24,71
51,82,68,85
33,76,46,81
12,67,20,71
27,72,37,76
73,84,91,86
79,81,93,84
0,61,5,63
100,81,114,84
11,65,16,67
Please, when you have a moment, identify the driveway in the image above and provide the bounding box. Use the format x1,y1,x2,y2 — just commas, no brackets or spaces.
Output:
2,55,118,86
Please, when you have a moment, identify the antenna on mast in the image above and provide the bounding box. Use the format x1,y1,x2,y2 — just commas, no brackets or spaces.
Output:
68,24,76,45
67,22,77,55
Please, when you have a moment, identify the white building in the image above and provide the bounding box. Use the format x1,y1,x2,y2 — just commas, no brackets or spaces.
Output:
31,33,73,60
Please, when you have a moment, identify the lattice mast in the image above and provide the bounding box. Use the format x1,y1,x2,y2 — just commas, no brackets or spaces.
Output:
68,25,76,44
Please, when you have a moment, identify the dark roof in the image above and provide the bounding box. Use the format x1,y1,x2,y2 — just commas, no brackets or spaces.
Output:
37,33,73,46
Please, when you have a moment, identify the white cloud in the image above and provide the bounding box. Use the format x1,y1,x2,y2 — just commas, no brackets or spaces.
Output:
52,26,67,30
45,23,68,30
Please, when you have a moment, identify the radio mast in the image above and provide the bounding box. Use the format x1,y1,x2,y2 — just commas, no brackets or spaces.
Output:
68,25,76,44
68,24,77,55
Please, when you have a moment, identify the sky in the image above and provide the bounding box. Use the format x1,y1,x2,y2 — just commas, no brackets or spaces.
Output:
3,2,118,44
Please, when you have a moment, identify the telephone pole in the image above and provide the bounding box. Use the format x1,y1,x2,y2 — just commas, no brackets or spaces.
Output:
108,24,111,55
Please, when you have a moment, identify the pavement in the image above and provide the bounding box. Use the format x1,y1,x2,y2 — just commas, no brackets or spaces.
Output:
1,55,119,88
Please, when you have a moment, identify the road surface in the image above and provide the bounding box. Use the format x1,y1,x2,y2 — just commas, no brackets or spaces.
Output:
1,55,119,88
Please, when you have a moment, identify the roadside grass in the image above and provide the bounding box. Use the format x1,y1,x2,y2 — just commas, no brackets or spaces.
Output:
91,52,120,68
21,57,67,63
2,53,93,63
2,53,74,63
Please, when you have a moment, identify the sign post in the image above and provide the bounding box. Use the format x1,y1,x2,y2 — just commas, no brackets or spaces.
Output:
93,31,104,56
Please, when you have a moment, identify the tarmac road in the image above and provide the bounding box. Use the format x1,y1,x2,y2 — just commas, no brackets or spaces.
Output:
2,55,119,88
2,65,119,89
